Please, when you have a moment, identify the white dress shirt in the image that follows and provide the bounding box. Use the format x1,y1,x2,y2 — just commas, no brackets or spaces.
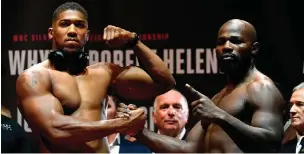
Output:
296,132,304,154
109,134,120,154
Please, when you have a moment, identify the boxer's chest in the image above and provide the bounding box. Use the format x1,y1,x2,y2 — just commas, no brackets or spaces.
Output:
205,86,253,152
49,70,110,116
213,86,250,118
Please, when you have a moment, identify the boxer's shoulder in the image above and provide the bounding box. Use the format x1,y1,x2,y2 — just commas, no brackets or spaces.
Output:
87,62,115,76
23,61,49,75
17,61,50,88
245,72,282,106
87,62,125,76
88,62,114,70
246,73,276,93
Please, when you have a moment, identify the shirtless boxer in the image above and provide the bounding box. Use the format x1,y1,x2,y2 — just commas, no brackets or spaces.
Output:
15,2,175,153
125,19,284,153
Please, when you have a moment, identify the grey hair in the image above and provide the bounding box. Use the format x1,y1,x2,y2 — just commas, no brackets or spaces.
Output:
293,82,304,92
153,90,189,114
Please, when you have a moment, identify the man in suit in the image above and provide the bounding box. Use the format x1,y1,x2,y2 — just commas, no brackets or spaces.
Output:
119,89,190,153
153,89,189,140
280,82,304,153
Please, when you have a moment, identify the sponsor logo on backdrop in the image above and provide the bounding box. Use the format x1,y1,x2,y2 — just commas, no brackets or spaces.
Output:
12,33,169,42
10,33,219,75
9,48,219,75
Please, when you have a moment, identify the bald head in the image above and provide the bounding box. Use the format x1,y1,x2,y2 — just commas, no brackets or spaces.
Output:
216,19,259,74
219,19,257,43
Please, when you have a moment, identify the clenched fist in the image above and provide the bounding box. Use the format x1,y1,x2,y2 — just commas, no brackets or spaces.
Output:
103,25,136,48
116,103,138,118
116,103,146,136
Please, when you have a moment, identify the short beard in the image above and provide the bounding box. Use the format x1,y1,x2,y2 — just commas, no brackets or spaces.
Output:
219,55,252,75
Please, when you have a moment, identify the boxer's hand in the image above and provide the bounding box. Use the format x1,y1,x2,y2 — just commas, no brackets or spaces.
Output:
126,108,146,127
185,83,225,123
116,103,131,118
128,104,137,110
103,25,135,48
116,103,138,118
120,108,146,136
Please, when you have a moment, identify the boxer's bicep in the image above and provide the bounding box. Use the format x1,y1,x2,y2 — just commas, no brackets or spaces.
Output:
248,81,284,139
20,93,64,134
16,71,64,139
108,64,166,101
251,108,283,136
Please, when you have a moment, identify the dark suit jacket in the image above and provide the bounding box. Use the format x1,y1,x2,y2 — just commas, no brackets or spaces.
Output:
1,115,35,153
119,134,152,153
181,130,189,140
280,138,304,153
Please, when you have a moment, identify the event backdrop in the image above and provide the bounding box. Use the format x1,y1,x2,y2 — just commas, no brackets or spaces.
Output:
2,0,303,134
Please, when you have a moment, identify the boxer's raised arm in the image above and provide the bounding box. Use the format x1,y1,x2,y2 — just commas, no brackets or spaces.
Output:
16,70,144,145
108,63,174,101
103,25,175,101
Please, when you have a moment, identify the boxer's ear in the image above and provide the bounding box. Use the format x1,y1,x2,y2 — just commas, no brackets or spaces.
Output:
251,42,259,56
48,28,53,40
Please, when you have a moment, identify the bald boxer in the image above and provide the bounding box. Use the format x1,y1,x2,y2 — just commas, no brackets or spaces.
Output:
125,19,284,153
16,2,175,153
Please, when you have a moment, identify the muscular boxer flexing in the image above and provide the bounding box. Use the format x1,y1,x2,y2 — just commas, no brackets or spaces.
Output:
16,2,175,153
128,19,284,153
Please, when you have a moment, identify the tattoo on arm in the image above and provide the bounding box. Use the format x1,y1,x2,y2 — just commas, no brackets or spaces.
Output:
18,72,39,89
